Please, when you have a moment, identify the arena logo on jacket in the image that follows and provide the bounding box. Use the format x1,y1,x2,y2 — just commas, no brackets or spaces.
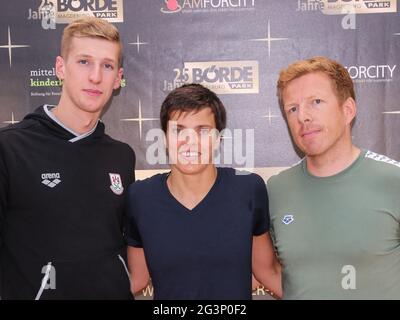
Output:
41,172,62,188
109,173,124,195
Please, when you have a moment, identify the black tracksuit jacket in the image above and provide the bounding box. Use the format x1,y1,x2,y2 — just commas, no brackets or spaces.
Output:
0,106,135,299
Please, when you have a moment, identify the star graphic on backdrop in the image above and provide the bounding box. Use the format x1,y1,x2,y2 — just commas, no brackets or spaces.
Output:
128,34,149,53
121,99,158,139
249,20,289,58
262,107,280,125
0,26,30,67
382,110,400,114
3,112,19,124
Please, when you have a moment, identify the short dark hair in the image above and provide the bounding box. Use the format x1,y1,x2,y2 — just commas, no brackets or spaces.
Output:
160,83,227,133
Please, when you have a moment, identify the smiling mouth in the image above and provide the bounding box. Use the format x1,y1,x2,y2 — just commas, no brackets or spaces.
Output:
179,151,201,158
178,151,203,164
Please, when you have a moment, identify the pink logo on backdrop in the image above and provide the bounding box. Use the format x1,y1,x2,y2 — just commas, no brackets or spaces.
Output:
161,0,182,13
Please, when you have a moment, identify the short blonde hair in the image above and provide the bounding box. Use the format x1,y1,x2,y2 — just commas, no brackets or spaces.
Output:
277,56,355,108
61,17,122,66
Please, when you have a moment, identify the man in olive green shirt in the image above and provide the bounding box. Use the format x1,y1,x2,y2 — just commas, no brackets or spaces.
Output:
268,56,400,299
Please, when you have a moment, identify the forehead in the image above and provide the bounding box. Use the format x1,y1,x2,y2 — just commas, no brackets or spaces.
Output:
283,72,336,99
169,107,216,126
66,36,119,62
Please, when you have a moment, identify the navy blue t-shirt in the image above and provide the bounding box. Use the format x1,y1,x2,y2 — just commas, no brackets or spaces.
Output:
125,167,269,300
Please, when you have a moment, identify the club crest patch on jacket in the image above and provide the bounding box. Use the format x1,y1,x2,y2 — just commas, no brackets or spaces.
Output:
109,173,124,195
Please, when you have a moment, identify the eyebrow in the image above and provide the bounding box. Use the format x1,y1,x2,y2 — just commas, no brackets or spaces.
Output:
284,95,320,108
75,54,116,64
176,124,214,129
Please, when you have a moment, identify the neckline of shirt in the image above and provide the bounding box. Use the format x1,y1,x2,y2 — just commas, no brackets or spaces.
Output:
43,104,99,143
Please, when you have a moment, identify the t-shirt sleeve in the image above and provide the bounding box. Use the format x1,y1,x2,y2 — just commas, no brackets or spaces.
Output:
124,184,143,248
252,174,270,236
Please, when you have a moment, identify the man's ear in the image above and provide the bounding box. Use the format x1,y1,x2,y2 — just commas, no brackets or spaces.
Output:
55,56,65,81
114,67,123,90
342,97,357,126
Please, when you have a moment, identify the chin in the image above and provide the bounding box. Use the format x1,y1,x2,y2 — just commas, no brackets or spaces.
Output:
174,164,209,175
80,104,104,114
303,147,327,157
298,141,325,157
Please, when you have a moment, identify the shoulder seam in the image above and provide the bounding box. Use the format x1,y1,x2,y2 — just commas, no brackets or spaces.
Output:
269,158,303,179
365,150,400,168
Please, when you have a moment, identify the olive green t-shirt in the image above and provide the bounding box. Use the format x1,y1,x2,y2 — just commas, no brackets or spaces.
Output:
268,150,400,299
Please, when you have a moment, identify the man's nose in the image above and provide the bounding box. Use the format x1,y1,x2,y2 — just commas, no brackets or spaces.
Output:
89,65,102,84
297,104,312,124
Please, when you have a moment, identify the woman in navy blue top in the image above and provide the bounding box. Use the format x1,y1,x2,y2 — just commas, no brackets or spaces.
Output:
125,84,282,300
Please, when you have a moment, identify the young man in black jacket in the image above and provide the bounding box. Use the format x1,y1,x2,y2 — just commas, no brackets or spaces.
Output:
0,17,135,299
